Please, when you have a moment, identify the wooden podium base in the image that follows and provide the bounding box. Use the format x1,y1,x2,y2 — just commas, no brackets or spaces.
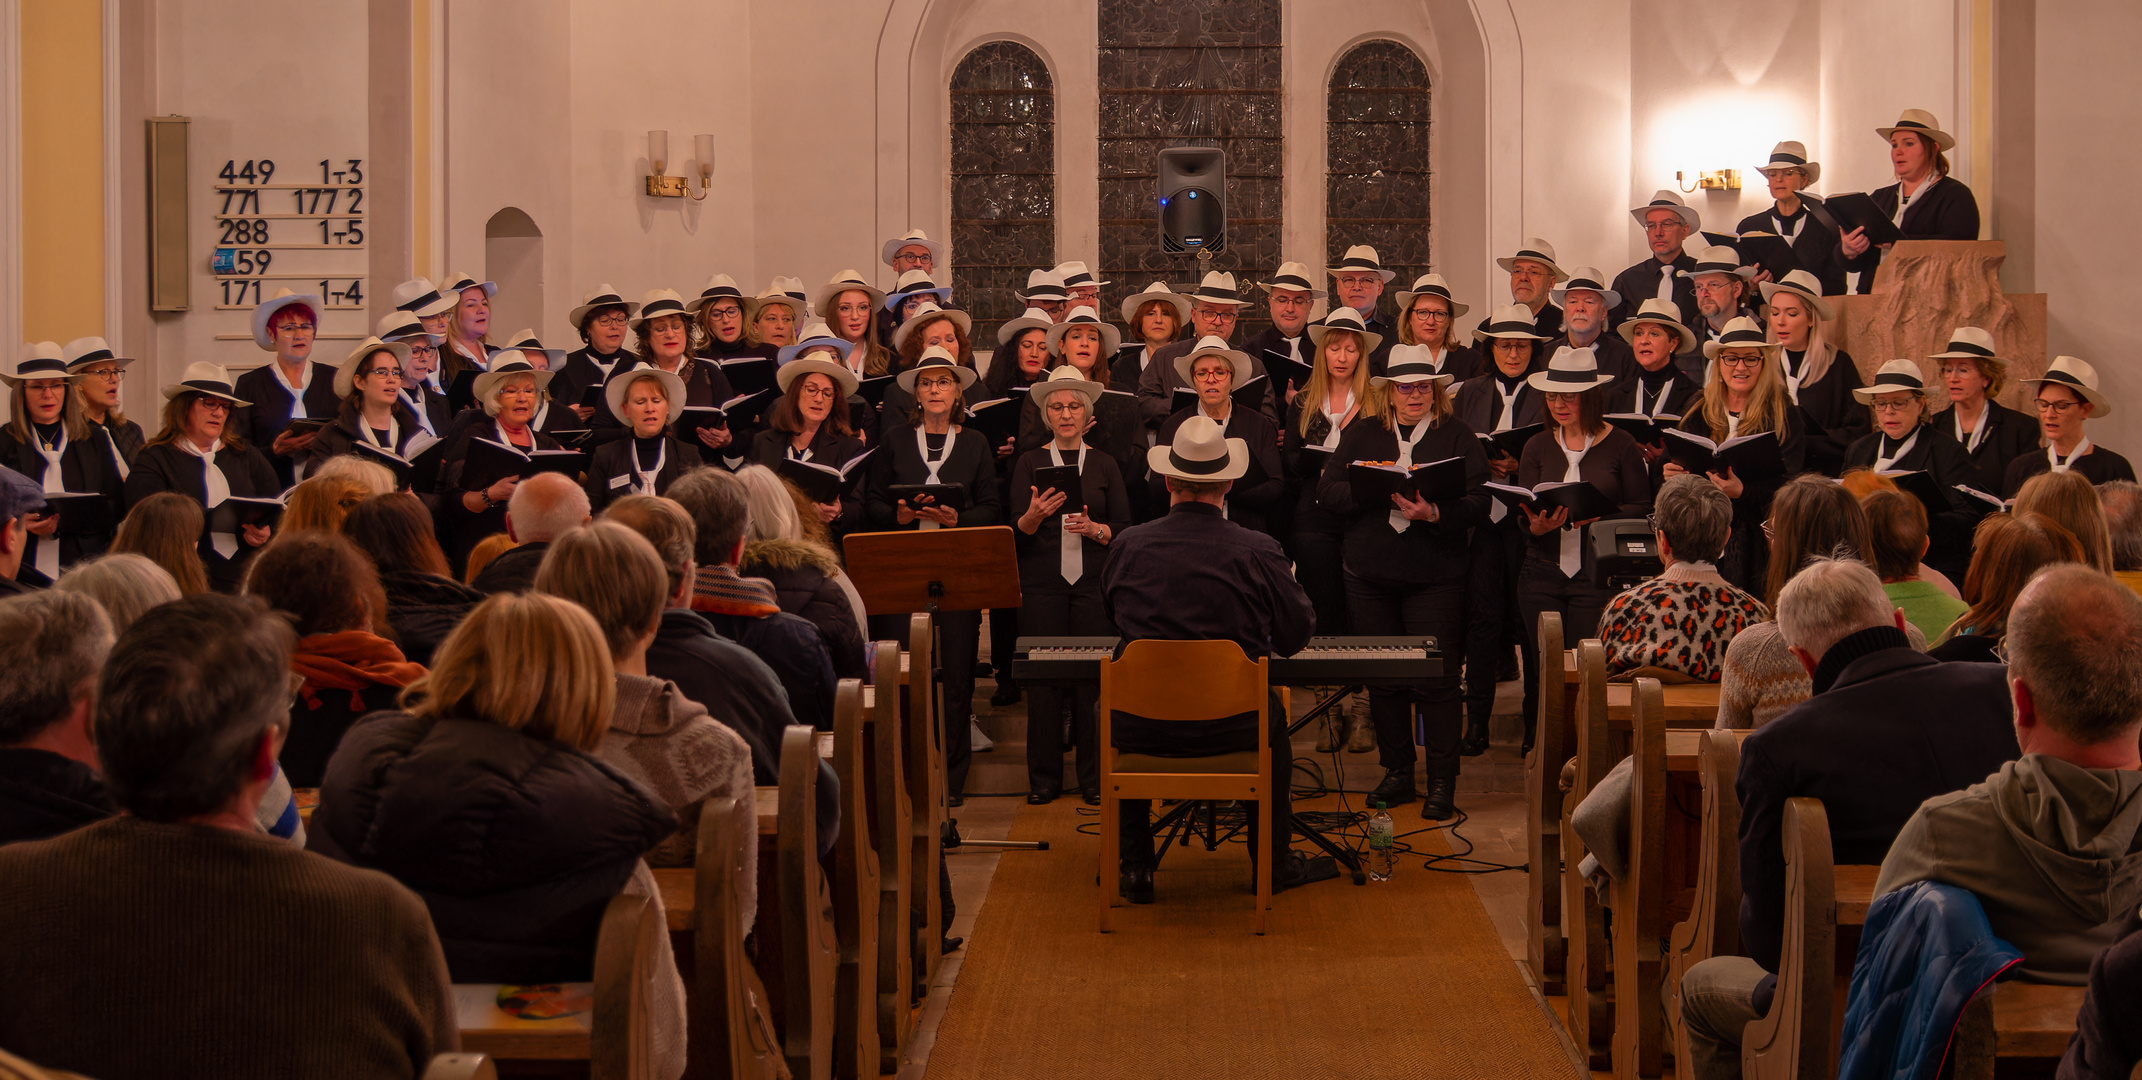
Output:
1828,240,2045,414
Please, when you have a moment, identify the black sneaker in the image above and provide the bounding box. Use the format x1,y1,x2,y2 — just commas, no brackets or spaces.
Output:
1368,768,1419,806
1421,778,1457,821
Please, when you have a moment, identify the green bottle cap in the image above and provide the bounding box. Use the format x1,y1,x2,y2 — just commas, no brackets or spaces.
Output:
1373,801,1385,810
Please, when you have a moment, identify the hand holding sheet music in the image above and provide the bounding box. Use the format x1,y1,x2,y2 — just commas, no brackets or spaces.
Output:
776,448,875,505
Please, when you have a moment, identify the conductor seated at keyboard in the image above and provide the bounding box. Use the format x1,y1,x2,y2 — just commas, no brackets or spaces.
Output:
1100,415,1340,903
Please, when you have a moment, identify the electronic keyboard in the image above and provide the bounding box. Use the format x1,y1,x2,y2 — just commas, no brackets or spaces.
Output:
1010,635,1442,686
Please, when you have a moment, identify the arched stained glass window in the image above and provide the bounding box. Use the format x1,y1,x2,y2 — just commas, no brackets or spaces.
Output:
950,41,1055,348
1327,41,1432,321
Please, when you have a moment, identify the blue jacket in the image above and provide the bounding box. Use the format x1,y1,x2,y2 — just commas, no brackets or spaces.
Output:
1838,881,2023,1080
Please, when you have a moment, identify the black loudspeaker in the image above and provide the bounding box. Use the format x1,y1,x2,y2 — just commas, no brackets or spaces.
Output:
1591,517,1664,592
1157,146,1226,255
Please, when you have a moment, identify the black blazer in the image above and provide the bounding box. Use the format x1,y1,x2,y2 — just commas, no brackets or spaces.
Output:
1151,405,1284,537
1133,339,1280,429
400,384,455,440
1842,422,1980,517
549,347,634,423
86,415,144,471
1843,175,1982,291
1016,383,1147,499
1514,426,1654,568
1604,369,1704,421
1281,400,1373,535
435,411,566,571
1610,253,1701,329
1738,205,1848,297
304,404,429,478
583,435,703,512
862,425,1003,530
1941,400,2040,494
1784,349,1872,476
748,425,868,535
1108,342,1176,395
1453,374,1547,450
1315,414,1491,587
1236,326,1313,390
1735,647,2016,979
233,361,345,488
122,439,281,591
0,427,123,584
1008,445,1133,592
2003,441,2138,498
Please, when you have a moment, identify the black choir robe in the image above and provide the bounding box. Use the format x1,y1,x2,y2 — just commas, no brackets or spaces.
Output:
1150,404,1285,537
2002,440,2137,499
1314,415,1491,587
1610,252,1700,330
1941,400,2040,495
0,426,122,585
1737,205,1848,298
400,383,455,441
1841,175,1982,293
232,360,344,488
1783,349,1871,477
84,415,144,470
123,439,281,592
583,434,703,512
863,425,1003,531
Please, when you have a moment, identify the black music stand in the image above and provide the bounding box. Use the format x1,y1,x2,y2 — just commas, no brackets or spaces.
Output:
843,525,1043,853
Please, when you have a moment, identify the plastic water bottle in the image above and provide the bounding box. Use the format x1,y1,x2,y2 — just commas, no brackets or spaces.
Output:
1367,801,1395,882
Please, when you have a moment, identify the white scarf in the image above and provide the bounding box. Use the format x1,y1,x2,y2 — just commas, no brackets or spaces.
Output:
630,437,667,496
1771,207,1803,241
1894,175,1936,226
1049,442,1088,583
1872,428,1920,473
1725,411,1744,440
359,411,400,451
1390,420,1429,534
1493,381,1524,432
1556,428,1595,578
1318,391,1354,452
401,388,436,436
2050,436,2092,474
30,427,66,580
272,361,317,418
178,438,237,558
1953,403,1989,454
914,426,954,531
1780,351,1806,405
94,421,129,482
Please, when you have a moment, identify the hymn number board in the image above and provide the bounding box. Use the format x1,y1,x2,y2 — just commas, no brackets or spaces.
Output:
210,157,367,313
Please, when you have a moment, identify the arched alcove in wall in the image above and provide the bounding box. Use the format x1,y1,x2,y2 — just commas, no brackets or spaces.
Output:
1328,40,1432,321
484,207,544,346
949,40,1056,347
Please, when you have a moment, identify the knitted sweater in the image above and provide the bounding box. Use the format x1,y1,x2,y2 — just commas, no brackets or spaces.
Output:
598,673,757,926
0,816,456,1079
1596,562,1770,681
1716,619,1929,729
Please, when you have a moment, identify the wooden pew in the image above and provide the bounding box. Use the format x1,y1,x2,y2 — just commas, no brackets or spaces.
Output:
683,795,784,1080
1952,981,2087,1079
454,891,661,1078
903,613,943,985
866,639,914,1072
827,679,881,1080
774,726,839,1080
1527,611,1570,996
1560,640,1614,1070
1611,678,1669,1079
1742,797,1879,1080
1668,729,1744,1071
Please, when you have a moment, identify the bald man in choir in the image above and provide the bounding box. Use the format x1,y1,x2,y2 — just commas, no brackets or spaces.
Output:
1101,416,1333,904
1611,191,1703,330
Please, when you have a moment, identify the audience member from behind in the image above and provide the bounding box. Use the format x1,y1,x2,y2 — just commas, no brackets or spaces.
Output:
0,467,49,596
470,471,590,595
245,531,425,787
1928,512,2086,662
307,453,398,497
1862,490,1969,641
0,594,456,1079
1716,476,1894,729
1596,474,1769,680
668,467,838,729
309,592,685,1077
2013,468,2114,573
110,490,209,594
1677,558,2019,1080
0,592,114,844
602,494,840,857
734,464,867,678
1877,565,2142,983
279,474,372,535
462,531,517,585
54,552,180,634
341,492,484,666
534,522,755,868
2099,480,2142,596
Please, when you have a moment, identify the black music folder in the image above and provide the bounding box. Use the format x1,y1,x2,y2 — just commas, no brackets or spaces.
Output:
578,382,607,409
1482,480,1621,521
208,494,287,533
963,393,1026,446
1605,412,1682,445
461,438,587,492
1815,192,1903,246
34,491,114,536
350,432,446,490
887,483,969,512
1029,464,1083,503
777,449,875,504
1478,423,1543,462
715,356,778,396
1661,428,1784,479
1347,455,1468,505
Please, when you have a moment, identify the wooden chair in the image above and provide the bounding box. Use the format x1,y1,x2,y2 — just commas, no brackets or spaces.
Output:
1560,639,1614,1069
1526,611,1569,996
865,639,913,1072
1669,728,1744,1071
1611,678,1669,1079
827,678,881,1080
773,725,839,1080
1742,798,1879,1080
903,614,943,985
455,891,662,1079
1951,980,2087,1079
1097,639,1274,934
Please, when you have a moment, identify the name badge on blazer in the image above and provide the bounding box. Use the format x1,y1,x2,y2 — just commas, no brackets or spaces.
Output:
609,474,633,490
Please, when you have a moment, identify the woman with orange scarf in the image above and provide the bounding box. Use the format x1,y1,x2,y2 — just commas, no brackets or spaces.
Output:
244,530,426,786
